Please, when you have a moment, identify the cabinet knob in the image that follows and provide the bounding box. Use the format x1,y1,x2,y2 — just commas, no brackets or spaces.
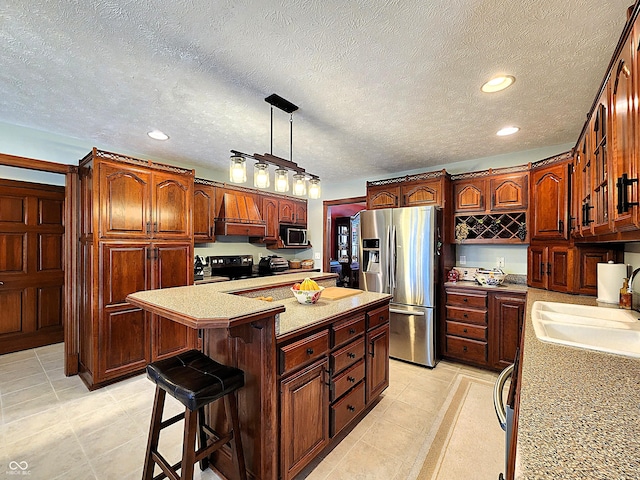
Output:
349,328,356,335
347,352,356,359
463,298,468,302
347,405,355,412
306,348,314,355
463,328,468,333
347,376,356,383
463,346,468,352
463,313,468,318
379,315,384,321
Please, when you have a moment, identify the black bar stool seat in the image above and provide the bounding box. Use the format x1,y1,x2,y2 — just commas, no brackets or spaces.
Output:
142,349,247,480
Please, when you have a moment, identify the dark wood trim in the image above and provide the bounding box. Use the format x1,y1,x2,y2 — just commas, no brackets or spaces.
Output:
64,170,79,375
0,152,73,174
322,196,367,272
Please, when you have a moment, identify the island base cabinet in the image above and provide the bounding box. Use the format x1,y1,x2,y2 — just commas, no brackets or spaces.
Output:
366,323,390,403
280,359,329,480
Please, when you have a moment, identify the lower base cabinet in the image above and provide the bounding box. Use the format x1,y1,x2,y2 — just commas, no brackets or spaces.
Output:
444,287,526,370
278,303,390,480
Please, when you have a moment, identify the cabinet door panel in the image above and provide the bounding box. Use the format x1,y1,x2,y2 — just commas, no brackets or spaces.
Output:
294,200,307,225
491,293,525,370
401,182,441,207
152,172,192,239
100,308,148,378
280,359,329,480
454,180,484,212
366,323,389,403
367,185,399,209
278,199,295,223
101,243,149,308
99,163,151,238
193,185,215,242
153,243,192,290
261,196,279,242
491,174,527,211
549,247,572,292
531,164,568,240
527,246,548,289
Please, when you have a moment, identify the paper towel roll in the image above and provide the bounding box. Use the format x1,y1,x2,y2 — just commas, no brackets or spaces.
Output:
597,263,628,304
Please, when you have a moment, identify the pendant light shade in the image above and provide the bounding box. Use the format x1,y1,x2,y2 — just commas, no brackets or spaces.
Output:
274,168,290,192
253,162,270,188
308,178,321,199
229,155,246,183
293,174,307,196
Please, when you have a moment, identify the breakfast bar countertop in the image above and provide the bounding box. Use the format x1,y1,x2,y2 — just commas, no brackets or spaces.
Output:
126,271,391,336
516,289,640,479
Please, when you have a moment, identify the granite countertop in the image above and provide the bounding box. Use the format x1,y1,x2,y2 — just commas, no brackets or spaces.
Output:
516,288,640,479
126,271,391,336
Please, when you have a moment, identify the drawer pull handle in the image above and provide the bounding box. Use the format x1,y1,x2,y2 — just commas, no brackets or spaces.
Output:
347,405,355,412
349,328,356,334
463,328,468,333
306,348,314,355
463,313,468,318
463,298,468,302
463,346,468,352
347,376,356,383
379,315,384,321
347,352,356,359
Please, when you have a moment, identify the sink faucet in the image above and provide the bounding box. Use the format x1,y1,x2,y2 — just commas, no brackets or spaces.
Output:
629,267,640,312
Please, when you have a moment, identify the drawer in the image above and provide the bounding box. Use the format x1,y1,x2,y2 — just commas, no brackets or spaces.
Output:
331,337,365,374
446,306,487,325
331,381,365,437
367,305,389,330
445,320,487,341
218,222,267,237
445,335,488,365
279,330,330,375
332,315,366,347
332,359,365,401
446,291,487,309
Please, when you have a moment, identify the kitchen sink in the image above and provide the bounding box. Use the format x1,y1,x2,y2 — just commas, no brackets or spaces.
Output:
531,301,640,358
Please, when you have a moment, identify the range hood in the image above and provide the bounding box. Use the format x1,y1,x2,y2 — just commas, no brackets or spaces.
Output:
215,192,267,237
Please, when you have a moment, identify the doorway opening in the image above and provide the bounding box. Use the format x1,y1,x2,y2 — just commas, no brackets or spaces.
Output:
322,197,366,288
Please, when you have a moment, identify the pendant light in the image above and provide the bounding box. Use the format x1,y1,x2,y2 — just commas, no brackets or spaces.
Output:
274,168,290,192
229,155,246,183
308,178,321,199
254,162,270,188
293,173,307,196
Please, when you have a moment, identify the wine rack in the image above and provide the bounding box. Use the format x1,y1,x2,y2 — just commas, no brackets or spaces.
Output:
454,213,527,243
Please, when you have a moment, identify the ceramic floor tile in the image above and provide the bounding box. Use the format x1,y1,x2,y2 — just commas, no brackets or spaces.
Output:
1,405,66,445
328,439,405,480
77,415,144,460
377,398,436,434
91,436,147,480
34,343,64,355
0,359,44,383
52,462,99,479
0,350,37,367
1,381,55,408
361,418,423,461
62,390,118,421
45,366,68,381
0,372,49,396
2,390,59,424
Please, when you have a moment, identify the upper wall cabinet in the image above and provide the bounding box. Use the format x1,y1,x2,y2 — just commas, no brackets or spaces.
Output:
366,170,450,211
193,179,217,243
530,160,570,242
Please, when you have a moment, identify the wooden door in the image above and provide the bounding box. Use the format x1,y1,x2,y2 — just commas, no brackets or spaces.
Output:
590,93,613,235
366,184,400,209
577,134,595,236
0,180,64,354
152,171,192,239
280,359,329,480
278,198,295,223
98,162,151,238
527,246,548,289
574,246,622,295
261,196,279,242
530,163,568,240
491,293,525,370
193,184,215,242
490,173,528,211
293,200,307,225
401,181,441,207
365,323,389,403
151,243,196,361
99,242,150,379
453,179,485,212
613,32,639,231
548,246,573,292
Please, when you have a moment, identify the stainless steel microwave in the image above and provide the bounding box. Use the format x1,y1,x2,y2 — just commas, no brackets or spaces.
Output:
280,226,308,246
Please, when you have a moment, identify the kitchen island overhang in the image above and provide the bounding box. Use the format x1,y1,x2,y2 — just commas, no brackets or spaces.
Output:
126,272,392,480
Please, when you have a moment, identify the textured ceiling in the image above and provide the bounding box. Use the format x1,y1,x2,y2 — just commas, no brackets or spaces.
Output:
0,0,633,183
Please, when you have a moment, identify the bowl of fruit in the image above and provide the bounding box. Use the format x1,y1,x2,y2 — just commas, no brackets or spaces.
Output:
291,278,325,304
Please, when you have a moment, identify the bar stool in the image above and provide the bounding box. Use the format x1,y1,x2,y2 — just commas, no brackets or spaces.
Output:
142,349,247,480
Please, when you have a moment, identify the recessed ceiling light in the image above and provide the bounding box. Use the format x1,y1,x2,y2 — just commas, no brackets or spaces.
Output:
147,129,169,141
497,126,520,136
481,75,515,93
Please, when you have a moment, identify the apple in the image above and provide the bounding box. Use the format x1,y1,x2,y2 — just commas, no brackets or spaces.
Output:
292,283,301,290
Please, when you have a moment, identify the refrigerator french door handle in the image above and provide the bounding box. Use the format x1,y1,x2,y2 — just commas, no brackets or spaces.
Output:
390,225,397,291
389,308,425,316
385,225,392,291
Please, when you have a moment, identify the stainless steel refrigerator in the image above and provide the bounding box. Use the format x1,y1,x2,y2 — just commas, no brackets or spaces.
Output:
359,206,440,367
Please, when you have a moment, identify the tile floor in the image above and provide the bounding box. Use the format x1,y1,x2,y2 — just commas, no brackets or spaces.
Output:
0,344,501,479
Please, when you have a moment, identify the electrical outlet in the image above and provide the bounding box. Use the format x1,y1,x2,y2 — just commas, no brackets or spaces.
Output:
459,256,466,265
314,252,321,260
497,257,505,268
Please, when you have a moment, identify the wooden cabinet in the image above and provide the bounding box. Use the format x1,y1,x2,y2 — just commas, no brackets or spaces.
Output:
277,198,307,225
612,30,639,232
280,358,329,480
530,161,569,241
444,287,526,371
491,173,528,211
453,172,527,213
590,91,613,235
77,149,196,389
261,195,280,242
367,184,400,209
366,171,450,210
526,245,572,292
454,178,485,212
573,246,623,295
401,179,442,206
193,181,216,243
278,303,389,479
294,200,307,225
98,161,192,240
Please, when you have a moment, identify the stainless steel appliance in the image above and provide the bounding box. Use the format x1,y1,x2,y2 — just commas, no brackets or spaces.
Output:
280,225,308,246
359,206,441,367
258,255,289,274
207,255,254,279
493,348,519,479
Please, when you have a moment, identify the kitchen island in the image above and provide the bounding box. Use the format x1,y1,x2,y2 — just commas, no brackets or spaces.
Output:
127,272,392,480
514,289,640,479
